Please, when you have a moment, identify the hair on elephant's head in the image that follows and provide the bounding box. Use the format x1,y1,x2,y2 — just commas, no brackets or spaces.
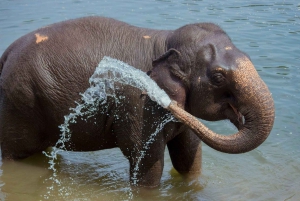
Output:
150,23,275,153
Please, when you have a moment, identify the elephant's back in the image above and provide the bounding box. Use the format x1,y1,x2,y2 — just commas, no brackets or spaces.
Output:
0,16,166,125
0,17,113,122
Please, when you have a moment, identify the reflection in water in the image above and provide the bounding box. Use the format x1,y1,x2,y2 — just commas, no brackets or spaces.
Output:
0,149,206,200
0,152,51,200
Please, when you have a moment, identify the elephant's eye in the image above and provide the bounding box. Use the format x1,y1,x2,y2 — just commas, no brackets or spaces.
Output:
211,73,226,86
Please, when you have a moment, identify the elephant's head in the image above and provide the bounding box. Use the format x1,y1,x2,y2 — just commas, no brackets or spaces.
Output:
150,23,275,153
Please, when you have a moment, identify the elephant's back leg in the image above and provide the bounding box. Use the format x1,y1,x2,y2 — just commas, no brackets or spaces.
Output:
0,96,49,160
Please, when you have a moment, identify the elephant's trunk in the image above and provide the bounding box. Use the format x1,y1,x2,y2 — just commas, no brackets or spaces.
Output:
167,57,275,153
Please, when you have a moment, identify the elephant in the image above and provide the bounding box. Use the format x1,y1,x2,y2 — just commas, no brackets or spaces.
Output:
0,16,275,187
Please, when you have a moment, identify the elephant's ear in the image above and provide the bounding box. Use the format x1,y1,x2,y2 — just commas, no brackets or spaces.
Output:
150,49,188,108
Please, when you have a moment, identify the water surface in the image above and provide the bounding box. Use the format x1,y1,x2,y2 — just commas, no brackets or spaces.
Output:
0,0,299,200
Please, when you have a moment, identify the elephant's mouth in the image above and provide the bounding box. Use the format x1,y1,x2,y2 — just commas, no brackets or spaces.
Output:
227,103,244,130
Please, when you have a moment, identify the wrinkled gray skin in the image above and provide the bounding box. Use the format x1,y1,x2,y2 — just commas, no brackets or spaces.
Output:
0,16,274,187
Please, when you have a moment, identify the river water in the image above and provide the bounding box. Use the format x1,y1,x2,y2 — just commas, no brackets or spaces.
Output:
0,0,299,200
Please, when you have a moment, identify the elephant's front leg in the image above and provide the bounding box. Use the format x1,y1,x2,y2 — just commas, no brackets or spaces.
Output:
129,136,166,187
167,129,202,175
113,92,167,187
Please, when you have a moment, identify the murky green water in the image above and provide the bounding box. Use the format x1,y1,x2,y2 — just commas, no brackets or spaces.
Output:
0,0,299,200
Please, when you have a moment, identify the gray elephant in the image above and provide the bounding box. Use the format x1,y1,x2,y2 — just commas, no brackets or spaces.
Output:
0,16,274,187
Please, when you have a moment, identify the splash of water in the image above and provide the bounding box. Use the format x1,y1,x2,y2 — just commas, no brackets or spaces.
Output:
131,113,174,185
43,57,173,199
90,57,171,108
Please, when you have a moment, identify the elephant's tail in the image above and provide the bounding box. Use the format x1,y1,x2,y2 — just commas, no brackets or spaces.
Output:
0,52,9,81
0,47,10,77
0,59,3,76
0,64,3,79
0,54,5,77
